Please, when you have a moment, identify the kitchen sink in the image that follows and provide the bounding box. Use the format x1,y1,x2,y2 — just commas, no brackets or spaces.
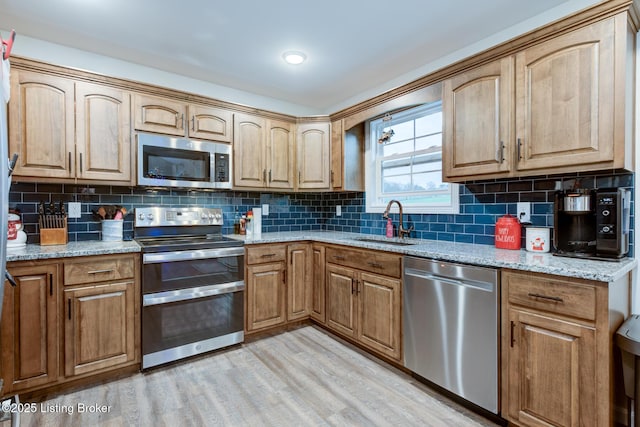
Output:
352,237,417,246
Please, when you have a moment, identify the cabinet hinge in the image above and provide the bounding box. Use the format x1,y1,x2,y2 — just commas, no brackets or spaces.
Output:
510,321,515,347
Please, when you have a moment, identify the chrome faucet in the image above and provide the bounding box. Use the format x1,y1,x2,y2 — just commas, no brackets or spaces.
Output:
382,200,414,238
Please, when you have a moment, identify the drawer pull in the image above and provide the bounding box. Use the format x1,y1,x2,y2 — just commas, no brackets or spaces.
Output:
87,269,116,274
527,292,564,303
368,262,383,268
261,253,276,258
333,256,345,261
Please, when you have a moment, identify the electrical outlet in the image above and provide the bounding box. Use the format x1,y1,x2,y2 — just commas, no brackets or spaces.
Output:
336,205,342,216
68,202,82,219
516,202,531,223
262,204,269,216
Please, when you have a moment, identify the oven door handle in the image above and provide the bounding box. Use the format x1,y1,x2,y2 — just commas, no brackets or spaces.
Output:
143,280,245,306
143,247,245,264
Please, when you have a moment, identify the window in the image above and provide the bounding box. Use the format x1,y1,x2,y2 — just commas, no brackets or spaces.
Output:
365,102,459,214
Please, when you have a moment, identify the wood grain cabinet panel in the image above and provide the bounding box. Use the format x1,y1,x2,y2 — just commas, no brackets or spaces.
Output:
287,243,311,321
310,244,326,323
64,281,136,377
76,82,131,182
326,264,357,338
233,113,267,188
1,263,59,393
9,70,75,179
267,120,295,189
189,104,233,143
297,122,330,189
133,93,187,136
64,255,136,286
246,262,286,331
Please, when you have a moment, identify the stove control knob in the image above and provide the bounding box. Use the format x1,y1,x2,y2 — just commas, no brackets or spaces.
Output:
201,213,208,220
147,213,154,220
215,213,222,220
138,213,145,220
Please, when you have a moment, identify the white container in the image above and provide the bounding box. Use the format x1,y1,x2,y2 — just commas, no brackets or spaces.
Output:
102,220,124,241
252,207,262,239
526,227,551,253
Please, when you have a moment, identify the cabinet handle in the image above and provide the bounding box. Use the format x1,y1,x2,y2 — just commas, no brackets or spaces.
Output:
261,253,276,258
497,142,505,163
263,169,267,183
269,169,272,182
333,255,345,261
49,273,53,296
176,113,184,130
527,292,564,303
68,298,71,320
351,278,355,294
356,279,361,294
510,321,515,347
368,262,383,268
282,270,286,284
79,153,83,173
517,138,523,160
331,170,334,183
87,269,115,274
68,152,72,171
298,170,301,183
191,116,195,131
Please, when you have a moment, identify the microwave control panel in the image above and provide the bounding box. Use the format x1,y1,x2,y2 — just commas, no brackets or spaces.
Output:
214,153,229,182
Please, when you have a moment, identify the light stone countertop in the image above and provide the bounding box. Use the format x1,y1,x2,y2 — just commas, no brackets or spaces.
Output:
232,230,637,283
6,240,141,262
8,231,636,283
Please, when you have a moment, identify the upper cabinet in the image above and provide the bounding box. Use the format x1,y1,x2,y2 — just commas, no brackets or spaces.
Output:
442,13,634,181
9,70,132,183
297,121,331,190
330,119,364,191
133,93,233,143
233,113,295,189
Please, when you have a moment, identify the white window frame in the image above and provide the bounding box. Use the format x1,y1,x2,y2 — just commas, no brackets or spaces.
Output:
365,102,459,214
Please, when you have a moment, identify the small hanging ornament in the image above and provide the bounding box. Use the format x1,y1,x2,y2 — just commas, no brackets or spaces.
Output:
378,113,394,144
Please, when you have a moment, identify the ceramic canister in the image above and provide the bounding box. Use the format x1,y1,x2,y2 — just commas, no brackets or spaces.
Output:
526,226,551,253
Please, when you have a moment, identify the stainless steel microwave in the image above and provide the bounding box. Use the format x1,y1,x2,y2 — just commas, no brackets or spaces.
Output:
137,133,232,189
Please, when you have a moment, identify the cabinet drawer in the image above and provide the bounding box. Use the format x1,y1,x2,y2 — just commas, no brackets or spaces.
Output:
505,272,596,321
246,245,287,265
326,246,401,278
64,255,136,286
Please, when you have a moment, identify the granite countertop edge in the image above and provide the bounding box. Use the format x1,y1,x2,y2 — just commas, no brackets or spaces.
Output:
6,240,141,262
235,231,637,283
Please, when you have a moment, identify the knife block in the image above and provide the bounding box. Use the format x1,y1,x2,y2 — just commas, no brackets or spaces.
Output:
40,218,68,246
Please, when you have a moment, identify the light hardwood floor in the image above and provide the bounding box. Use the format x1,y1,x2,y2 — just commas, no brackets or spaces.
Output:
16,326,499,426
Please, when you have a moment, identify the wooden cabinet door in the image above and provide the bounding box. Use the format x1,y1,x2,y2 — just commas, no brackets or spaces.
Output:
188,105,233,143
287,243,311,321
133,93,187,136
297,122,330,189
64,281,135,377
443,57,513,180
266,120,294,189
246,262,286,331
325,264,357,338
515,18,615,172
9,70,75,179
310,244,326,323
330,119,343,189
1,264,59,393
233,113,266,188
505,309,596,427
76,82,131,182
357,272,401,361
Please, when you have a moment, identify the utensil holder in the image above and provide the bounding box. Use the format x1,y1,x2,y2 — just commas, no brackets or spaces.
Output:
40,217,68,246
102,219,124,241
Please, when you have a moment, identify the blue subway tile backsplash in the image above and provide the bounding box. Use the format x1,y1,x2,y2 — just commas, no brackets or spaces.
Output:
9,169,634,256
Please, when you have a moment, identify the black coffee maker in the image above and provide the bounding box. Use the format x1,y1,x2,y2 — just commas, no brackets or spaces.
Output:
554,188,630,260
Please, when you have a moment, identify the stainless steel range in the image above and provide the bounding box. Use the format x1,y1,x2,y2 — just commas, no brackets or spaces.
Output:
135,207,244,369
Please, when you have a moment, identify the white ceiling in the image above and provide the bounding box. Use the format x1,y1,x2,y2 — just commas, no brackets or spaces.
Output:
0,0,600,114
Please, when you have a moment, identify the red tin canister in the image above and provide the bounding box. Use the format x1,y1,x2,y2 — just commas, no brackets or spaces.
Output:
495,214,521,250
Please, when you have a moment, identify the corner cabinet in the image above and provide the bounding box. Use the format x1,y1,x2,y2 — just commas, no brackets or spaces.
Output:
233,114,295,189
245,244,287,331
297,122,331,189
9,70,132,184
1,263,60,393
443,12,634,181
325,245,402,361
133,93,233,143
501,270,629,426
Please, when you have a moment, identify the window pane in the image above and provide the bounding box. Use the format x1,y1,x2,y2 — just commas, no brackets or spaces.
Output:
382,175,412,193
413,171,447,191
382,165,411,176
387,121,413,141
383,139,414,156
416,112,442,136
415,134,442,151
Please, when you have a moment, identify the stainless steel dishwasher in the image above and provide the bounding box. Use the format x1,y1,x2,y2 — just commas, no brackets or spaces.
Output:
403,256,499,414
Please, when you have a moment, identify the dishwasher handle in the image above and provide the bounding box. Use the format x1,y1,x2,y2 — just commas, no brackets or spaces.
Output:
404,268,494,292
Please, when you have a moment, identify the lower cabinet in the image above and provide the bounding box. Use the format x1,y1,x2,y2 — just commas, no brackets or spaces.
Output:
246,261,287,331
287,243,311,321
325,246,402,362
1,263,59,393
310,244,326,323
501,269,629,426
64,280,136,377
1,254,140,398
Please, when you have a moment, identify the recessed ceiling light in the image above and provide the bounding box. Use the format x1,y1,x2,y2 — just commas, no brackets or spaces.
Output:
282,51,307,65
